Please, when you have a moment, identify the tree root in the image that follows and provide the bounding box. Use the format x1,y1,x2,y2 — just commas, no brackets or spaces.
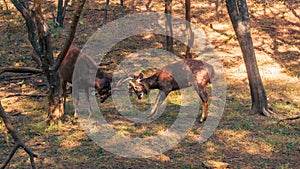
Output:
0,102,37,169
262,107,274,117
278,115,300,123
250,106,274,117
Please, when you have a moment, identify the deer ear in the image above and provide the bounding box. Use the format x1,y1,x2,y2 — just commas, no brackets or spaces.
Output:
136,73,144,80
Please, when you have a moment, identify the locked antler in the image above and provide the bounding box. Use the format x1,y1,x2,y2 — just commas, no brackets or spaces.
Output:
111,76,134,92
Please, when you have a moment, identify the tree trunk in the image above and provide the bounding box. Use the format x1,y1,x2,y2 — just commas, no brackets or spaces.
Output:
34,0,65,125
185,0,193,58
56,0,69,27
226,0,272,116
103,0,110,24
165,0,173,52
11,0,86,125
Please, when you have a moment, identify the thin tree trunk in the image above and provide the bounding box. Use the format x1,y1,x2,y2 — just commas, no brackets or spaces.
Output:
226,0,272,116
56,0,69,27
103,0,110,24
165,0,173,52
185,0,193,58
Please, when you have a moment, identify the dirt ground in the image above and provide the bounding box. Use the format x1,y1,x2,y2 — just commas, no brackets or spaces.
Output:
0,0,299,168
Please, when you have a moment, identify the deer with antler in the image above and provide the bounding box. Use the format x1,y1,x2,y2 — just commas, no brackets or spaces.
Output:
129,59,214,122
59,46,132,117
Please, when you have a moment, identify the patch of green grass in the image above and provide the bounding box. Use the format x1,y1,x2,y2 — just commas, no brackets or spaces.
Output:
254,157,270,169
269,126,293,136
252,2,265,8
264,136,281,150
26,122,47,136
12,163,21,169
285,141,296,149
97,148,103,154
99,156,105,161
46,123,60,133
278,163,291,169
142,130,154,137
46,148,60,157
81,139,92,146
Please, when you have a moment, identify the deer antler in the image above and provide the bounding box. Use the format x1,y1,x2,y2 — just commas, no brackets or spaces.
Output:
128,80,136,88
111,77,134,92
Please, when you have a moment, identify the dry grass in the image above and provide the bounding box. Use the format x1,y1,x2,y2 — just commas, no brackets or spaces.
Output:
0,0,299,168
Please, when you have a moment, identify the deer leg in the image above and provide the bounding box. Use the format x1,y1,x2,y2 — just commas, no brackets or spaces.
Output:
72,82,79,119
85,87,94,119
200,96,209,122
61,80,67,114
149,90,169,117
196,86,209,123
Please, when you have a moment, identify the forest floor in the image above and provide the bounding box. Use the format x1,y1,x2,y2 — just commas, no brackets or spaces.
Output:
0,0,299,168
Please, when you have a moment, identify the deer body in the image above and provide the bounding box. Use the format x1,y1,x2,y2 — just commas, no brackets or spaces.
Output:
130,59,214,122
58,46,112,117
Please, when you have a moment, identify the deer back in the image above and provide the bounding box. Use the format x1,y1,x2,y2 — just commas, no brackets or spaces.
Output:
58,46,98,84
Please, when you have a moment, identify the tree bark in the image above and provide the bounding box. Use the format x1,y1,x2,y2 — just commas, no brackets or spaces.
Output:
165,0,173,52
226,0,272,116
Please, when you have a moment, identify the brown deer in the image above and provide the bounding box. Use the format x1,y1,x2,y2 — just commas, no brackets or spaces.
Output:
58,46,113,117
129,59,214,122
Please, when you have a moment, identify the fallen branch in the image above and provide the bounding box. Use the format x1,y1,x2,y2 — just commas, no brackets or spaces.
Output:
1,73,43,81
2,93,46,99
0,102,37,169
278,115,300,123
0,66,43,75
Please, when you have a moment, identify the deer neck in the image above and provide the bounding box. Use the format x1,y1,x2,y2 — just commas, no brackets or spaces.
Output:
142,75,159,89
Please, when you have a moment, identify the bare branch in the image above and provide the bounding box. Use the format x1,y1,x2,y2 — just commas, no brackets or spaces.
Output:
10,0,31,20
10,0,42,64
50,0,87,71
0,102,37,169
0,66,43,75
278,115,300,123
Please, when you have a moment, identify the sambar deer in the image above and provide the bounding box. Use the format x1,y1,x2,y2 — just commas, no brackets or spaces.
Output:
58,46,112,117
129,59,214,122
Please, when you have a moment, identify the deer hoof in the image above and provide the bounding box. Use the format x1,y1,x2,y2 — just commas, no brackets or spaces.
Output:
200,117,207,123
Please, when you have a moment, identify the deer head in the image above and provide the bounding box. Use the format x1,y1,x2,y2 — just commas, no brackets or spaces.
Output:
129,73,150,99
94,70,112,103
